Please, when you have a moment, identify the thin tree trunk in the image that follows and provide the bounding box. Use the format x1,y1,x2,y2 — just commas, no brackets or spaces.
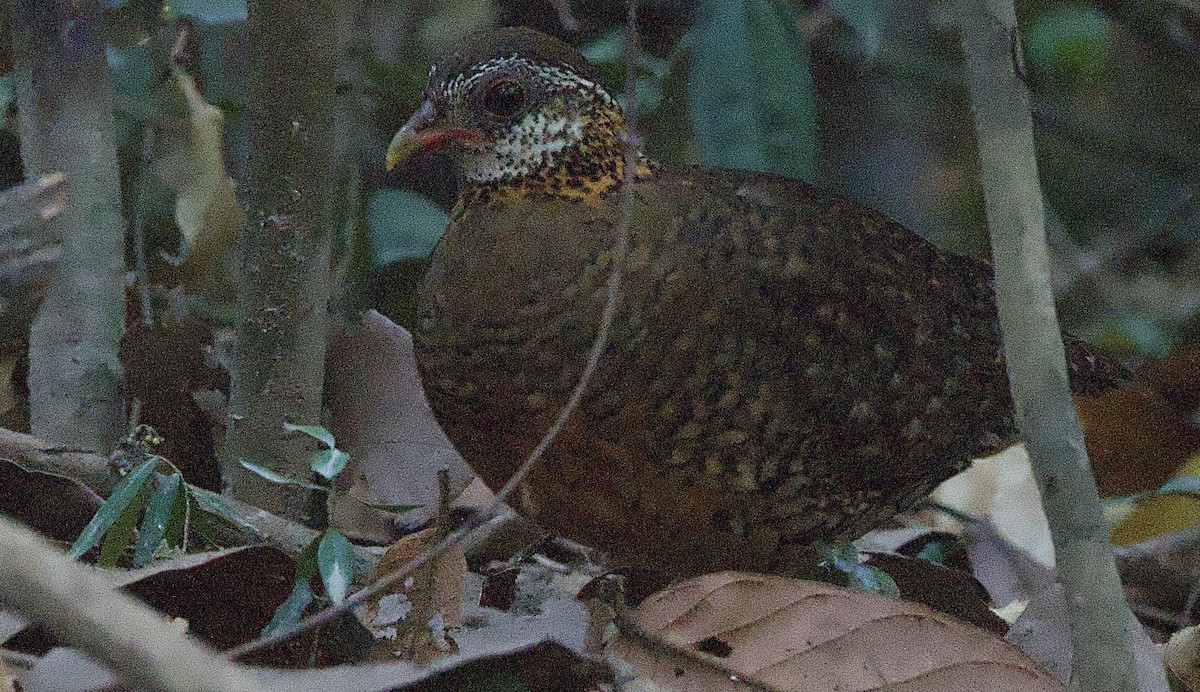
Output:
224,0,335,522
11,0,126,452
959,1,1145,690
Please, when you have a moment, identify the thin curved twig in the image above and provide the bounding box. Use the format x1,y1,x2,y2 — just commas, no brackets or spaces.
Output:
227,2,645,659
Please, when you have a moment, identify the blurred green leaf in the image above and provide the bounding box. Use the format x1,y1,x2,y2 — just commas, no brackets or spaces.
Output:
581,28,669,77
1157,476,1200,497
261,537,320,636
915,540,947,568
352,498,423,515
97,485,149,567
166,0,247,23
0,74,12,129
690,0,816,180
190,486,259,534
367,189,449,266
823,544,901,598
239,459,327,491
282,422,337,449
1025,5,1111,86
133,472,183,567
317,529,355,604
310,448,351,481
260,579,314,637
69,458,157,559
581,29,670,114
1112,313,1171,356
830,0,881,61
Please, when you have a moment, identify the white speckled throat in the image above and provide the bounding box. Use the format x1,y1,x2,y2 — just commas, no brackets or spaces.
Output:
436,56,620,184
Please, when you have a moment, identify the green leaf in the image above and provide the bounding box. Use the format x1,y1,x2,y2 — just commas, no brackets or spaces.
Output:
260,578,314,637
189,486,259,534
167,0,247,24
915,540,947,568
310,448,351,481
351,497,423,515
366,188,449,266
849,563,901,599
261,535,320,636
1024,5,1111,84
821,544,901,599
69,458,157,559
97,486,149,567
1157,476,1200,497
239,459,326,491
689,0,816,180
164,478,190,548
133,473,183,567
0,74,13,129
317,529,355,604
830,0,880,61
281,423,337,449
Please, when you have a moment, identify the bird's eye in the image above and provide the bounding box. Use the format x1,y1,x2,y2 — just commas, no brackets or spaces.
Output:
481,79,525,118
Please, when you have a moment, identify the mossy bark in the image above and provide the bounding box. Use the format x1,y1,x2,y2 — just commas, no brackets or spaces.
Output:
223,0,335,522
11,0,125,452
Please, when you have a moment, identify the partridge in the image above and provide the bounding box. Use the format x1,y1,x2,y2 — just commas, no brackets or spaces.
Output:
385,27,1122,576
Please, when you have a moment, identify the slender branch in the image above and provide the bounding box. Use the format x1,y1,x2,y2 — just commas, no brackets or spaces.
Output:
226,1,645,659
959,2,1146,690
133,126,156,327
0,515,266,692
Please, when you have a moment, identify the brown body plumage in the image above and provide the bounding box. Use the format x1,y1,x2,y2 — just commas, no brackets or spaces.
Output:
387,28,1122,576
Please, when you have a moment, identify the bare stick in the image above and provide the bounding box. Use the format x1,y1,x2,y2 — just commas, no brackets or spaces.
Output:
959,2,1146,690
227,1,645,659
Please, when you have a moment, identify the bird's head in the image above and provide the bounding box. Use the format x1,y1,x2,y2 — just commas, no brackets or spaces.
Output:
386,27,631,199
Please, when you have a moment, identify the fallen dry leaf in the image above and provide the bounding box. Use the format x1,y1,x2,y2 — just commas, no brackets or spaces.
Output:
4,546,370,668
1167,624,1200,691
861,553,1006,635
611,571,1063,692
364,526,467,663
0,459,101,542
154,71,244,272
1075,382,1200,498
1112,454,1200,546
327,311,473,543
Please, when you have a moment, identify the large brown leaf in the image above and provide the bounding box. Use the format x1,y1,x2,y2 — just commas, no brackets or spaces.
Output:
611,571,1063,691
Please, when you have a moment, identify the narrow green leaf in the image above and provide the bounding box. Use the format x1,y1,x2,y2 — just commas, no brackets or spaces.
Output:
281,422,337,449
830,0,881,60
163,478,190,548
97,486,149,567
189,486,259,534
310,448,351,480
689,0,816,180
317,529,355,604
851,564,901,599
69,458,157,559
366,189,449,266
1157,476,1200,497
260,535,321,637
239,459,327,491
260,578,314,637
351,497,423,515
133,473,183,567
